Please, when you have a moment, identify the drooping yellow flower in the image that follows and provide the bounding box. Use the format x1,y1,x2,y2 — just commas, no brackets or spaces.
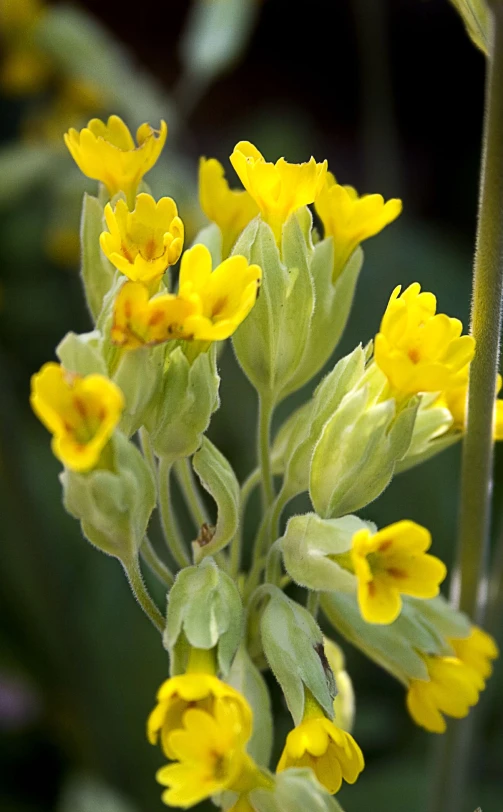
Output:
148,673,252,760
230,141,327,242
406,652,484,733
374,283,476,397
64,115,167,202
276,693,364,795
100,194,184,285
30,362,124,472
351,521,446,625
315,171,402,281
450,625,499,682
324,638,355,732
177,243,262,341
156,699,254,808
111,281,200,349
199,157,259,258
438,374,503,440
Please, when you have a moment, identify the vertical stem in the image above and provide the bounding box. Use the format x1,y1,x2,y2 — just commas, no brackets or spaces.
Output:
158,457,191,568
121,555,164,633
175,456,210,528
230,467,261,577
430,7,503,812
258,393,275,510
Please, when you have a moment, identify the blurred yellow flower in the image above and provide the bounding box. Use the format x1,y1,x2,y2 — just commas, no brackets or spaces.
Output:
147,672,252,760
30,362,124,472
199,157,259,258
64,115,167,202
450,625,499,682
438,374,503,440
324,638,355,732
100,194,184,285
374,283,476,397
406,653,484,733
177,243,262,341
156,699,254,808
315,171,402,281
230,140,327,242
277,694,364,795
111,281,199,349
351,521,446,625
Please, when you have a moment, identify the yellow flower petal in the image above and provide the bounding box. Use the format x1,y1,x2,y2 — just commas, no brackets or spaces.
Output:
199,157,259,257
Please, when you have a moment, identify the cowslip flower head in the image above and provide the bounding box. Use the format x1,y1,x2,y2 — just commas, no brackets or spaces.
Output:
351,520,447,624
30,362,124,472
156,699,255,808
177,243,262,341
374,283,476,397
64,115,167,202
406,652,485,733
199,157,259,258
438,374,503,440
100,194,184,285
147,673,252,760
111,281,200,349
276,693,364,795
315,171,402,281
450,625,499,682
230,140,327,243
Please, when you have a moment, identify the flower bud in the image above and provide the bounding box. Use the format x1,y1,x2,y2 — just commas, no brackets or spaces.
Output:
61,431,156,559
164,557,243,676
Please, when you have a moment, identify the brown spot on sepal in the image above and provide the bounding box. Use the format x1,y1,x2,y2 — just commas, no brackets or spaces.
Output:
196,522,216,548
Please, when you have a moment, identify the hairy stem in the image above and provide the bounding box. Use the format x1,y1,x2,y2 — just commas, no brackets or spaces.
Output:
140,536,175,589
258,393,275,510
121,555,164,633
175,456,210,528
158,457,190,568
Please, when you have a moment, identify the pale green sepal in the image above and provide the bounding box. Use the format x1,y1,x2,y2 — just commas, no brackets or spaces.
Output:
80,193,115,323
147,345,220,463
60,432,156,559
164,558,243,676
232,215,314,403
279,346,366,503
448,0,489,55
259,586,335,725
111,345,165,437
409,595,472,648
191,222,223,266
282,241,364,399
56,330,108,377
228,644,273,767
191,438,240,563
281,512,371,593
310,392,418,518
395,395,458,473
250,769,346,812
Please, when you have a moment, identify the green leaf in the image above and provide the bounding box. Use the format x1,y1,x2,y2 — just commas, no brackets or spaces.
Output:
192,437,240,563
448,0,489,55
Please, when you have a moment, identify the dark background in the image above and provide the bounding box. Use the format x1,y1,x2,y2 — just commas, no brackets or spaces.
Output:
0,1,502,811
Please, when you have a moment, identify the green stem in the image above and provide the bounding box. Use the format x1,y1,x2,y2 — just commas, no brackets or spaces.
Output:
430,8,503,812
140,536,175,589
258,393,275,510
230,467,261,578
158,457,190,568
175,456,209,528
121,555,164,633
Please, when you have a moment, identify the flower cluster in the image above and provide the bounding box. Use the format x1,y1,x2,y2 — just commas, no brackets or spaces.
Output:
30,113,501,811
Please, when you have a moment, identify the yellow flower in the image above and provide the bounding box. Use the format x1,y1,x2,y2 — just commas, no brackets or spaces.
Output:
438,374,503,440
450,625,499,682
276,697,364,795
147,672,252,760
156,699,254,808
374,283,476,397
100,194,184,285
315,171,402,281
351,521,447,625
64,115,167,202
199,157,259,258
406,653,484,733
324,638,355,732
177,243,262,341
30,362,124,472
230,141,327,242
111,281,200,349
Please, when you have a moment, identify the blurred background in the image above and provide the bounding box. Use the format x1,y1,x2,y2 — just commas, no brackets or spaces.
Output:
1,0,502,810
